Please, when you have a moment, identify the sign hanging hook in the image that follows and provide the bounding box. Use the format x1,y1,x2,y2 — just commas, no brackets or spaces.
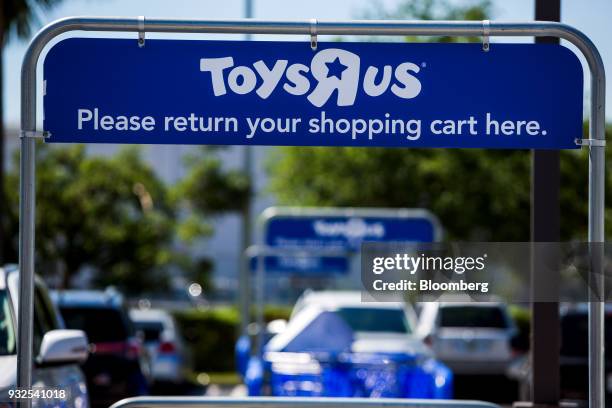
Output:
575,137,606,147
138,16,146,47
310,19,318,50
482,20,490,52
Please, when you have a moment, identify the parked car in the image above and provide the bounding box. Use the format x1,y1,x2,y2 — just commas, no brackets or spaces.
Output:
129,308,190,387
289,291,421,355
236,290,421,377
0,265,89,407
508,303,612,403
243,290,452,398
417,302,518,376
52,289,150,408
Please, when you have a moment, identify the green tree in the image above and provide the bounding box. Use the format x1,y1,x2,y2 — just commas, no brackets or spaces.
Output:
268,140,612,241
5,144,177,293
267,0,611,241
364,0,491,43
1,1,68,263
175,148,250,216
366,0,490,21
172,147,250,288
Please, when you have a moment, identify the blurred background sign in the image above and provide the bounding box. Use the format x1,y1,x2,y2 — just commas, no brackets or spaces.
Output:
249,207,440,276
262,207,441,251
248,253,349,275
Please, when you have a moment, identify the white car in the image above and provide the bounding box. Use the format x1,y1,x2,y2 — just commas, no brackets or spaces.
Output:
0,265,90,407
417,302,518,375
254,290,455,399
129,308,189,385
281,290,427,355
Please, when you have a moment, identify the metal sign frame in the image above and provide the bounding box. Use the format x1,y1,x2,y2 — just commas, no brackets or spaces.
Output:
18,18,605,408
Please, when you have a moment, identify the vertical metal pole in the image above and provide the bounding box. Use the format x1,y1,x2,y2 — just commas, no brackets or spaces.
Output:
239,159,253,336
240,249,251,335
245,0,253,40
255,253,265,354
588,55,606,408
588,144,606,408
530,1,561,405
17,135,36,408
239,0,254,336
17,28,38,407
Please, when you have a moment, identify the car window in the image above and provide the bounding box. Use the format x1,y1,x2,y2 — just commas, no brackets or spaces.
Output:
134,321,164,342
35,285,60,331
0,290,16,355
439,306,508,329
60,306,129,342
336,307,411,333
33,285,61,353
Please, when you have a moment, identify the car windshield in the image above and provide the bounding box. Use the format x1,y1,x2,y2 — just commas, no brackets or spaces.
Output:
439,306,508,328
134,321,164,342
60,306,130,342
0,290,16,355
335,307,410,334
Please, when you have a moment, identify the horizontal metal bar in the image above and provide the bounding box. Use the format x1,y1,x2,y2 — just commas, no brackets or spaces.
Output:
25,16,603,38
108,397,503,408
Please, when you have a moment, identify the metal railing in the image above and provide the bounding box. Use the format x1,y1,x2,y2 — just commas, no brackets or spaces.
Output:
18,17,605,408
108,397,503,408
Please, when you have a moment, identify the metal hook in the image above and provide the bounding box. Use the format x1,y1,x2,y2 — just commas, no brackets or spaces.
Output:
20,130,51,139
575,137,606,147
310,19,318,50
482,20,490,52
138,16,146,47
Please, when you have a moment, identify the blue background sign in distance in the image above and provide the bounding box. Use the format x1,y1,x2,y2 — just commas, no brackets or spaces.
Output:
265,216,437,251
249,255,349,275
44,38,582,149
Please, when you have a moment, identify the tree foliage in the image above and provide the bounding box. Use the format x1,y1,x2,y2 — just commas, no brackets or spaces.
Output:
363,0,492,43
5,145,176,293
175,148,250,215
1,1,72,263
2,143,250,293
2,0,66,40
267,0,611,242
171,148,250,290
268,138,612,241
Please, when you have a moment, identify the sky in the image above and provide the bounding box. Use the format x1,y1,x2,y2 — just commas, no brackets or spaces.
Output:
3,0,612,127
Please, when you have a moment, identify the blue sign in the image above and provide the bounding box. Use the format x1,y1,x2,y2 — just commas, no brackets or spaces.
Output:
44,39,582,149
249,255,349,275
265,213,438,251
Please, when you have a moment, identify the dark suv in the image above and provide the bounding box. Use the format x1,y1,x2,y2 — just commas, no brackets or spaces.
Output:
558,305,612,401
508,304,612,404
52,289,150,408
